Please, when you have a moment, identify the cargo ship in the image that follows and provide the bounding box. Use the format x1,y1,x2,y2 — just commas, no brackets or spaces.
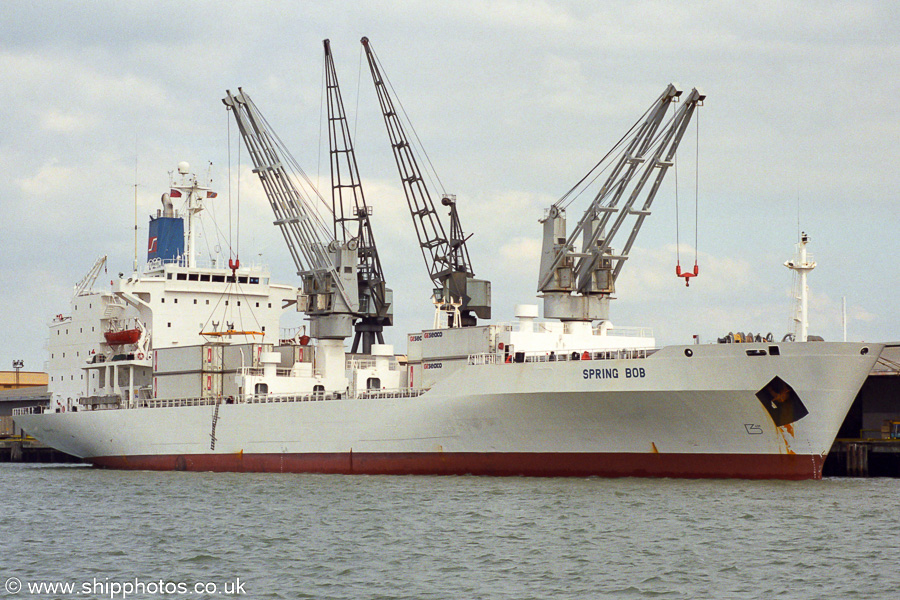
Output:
13,42,881,479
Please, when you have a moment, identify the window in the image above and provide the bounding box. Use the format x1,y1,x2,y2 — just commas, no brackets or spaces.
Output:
212,275,225,283
168,323,172,327
200,274,210,282
188,273,199,281
167,273,172,280
193,299,197,304
177,273,187,281
237,301,241,307
256,302,259,308
174,298,178,304
249,277,259,284
238,276,248,284
262,326,266,332
268,303,272,308
161,298,165,303
205,300,209,305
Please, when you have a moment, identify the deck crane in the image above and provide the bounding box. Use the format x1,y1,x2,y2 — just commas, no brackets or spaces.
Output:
74,255,107,298
537,84,704,322
324,39,392,353
222,88,359,358
361,36,490,328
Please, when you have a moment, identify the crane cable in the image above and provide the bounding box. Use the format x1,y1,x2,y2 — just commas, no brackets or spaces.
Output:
674,104,700,286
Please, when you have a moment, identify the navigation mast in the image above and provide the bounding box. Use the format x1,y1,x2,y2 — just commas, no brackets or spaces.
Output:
785,232,816,342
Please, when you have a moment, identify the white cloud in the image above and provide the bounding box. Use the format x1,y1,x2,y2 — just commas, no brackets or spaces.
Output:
2,0,899,371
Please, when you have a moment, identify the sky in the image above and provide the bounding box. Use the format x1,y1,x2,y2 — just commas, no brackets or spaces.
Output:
1,0,898,372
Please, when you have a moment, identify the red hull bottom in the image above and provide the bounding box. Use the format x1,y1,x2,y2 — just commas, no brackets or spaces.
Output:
90,452,825,480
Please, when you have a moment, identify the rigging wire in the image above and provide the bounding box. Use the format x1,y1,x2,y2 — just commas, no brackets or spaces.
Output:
317,55,326,193
374,50,447,196
674,139,680,264
354,43,363,146
694,107,700,262
556,97,686,216
227,110,233,258
554,100,655,211
236,119,241,260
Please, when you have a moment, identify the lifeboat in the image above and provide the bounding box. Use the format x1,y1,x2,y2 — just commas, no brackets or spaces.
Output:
104,328,141,346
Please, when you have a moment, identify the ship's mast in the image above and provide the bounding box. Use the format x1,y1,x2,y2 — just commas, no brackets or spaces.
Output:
168,161,212,269
784,232,816,342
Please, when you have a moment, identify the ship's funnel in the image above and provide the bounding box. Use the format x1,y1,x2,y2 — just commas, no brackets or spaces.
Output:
161,193,175,218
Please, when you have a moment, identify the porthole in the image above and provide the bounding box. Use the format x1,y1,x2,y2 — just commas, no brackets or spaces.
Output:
861,347,869,355
684,348,693,357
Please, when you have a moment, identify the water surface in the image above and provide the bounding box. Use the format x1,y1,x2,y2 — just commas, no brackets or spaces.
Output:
1,464,896,599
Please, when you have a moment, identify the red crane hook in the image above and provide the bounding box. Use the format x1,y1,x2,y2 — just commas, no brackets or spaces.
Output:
675,261,699,287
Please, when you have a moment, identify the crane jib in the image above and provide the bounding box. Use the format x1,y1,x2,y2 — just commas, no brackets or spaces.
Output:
537,85,704,313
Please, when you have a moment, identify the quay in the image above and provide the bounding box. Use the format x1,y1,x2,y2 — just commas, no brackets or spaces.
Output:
823,342,900,477
1,374,82,463
0,435,82,463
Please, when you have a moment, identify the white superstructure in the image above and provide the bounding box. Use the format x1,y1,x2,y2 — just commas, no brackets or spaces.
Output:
45,165,296,411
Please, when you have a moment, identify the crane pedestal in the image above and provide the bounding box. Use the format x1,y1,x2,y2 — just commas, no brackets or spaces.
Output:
541,293,609,322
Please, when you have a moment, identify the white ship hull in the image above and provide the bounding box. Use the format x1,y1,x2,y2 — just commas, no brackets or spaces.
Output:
16,342,880,479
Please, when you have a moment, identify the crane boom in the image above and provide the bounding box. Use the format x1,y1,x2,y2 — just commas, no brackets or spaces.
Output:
323,39,392,352
361,36,490,326
223,88,359,339
74,255,107,298
538,84,705,322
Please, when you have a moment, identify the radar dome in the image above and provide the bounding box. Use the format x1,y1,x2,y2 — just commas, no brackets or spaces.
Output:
177,161,190,174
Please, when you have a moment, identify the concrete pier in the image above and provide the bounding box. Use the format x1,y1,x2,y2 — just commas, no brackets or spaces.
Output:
0,437,82,463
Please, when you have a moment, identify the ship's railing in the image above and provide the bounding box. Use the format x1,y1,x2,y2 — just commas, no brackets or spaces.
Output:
134,387,427,410
606,326,654,338
354,388,426,400
490,322,653,338
346,358,400,371
468,353,499,366
468,347,657,366
143,256,270,273
142,397,219,409
12,406,43,416
239,367,296,377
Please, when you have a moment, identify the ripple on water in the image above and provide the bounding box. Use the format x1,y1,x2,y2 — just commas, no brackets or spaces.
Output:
3,467,900,599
